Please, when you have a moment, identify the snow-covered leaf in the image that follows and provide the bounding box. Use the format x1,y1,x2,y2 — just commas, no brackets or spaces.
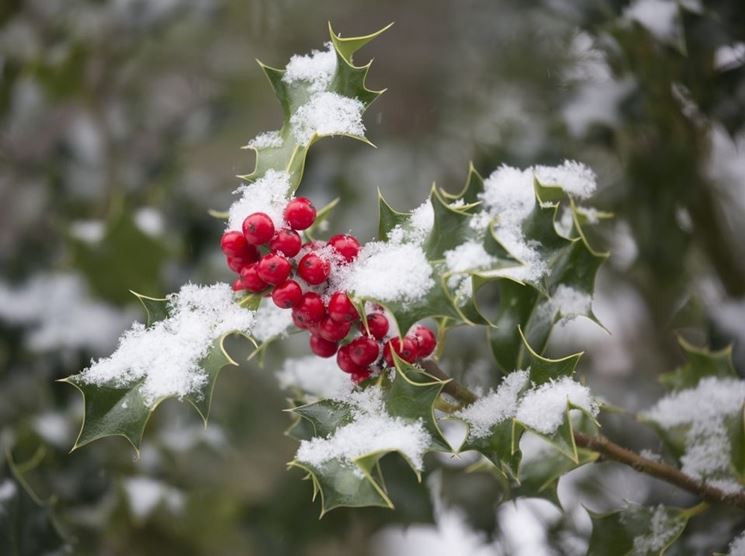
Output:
587,503,689,556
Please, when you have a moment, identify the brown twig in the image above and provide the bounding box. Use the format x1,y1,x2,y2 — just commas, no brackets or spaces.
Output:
423,360,745,511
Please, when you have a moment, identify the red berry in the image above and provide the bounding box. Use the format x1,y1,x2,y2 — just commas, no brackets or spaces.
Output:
284,197,316,230
221,231,258,260
240,264,268,293
317,316,352,342
328,292,358,323
349,336,380,366
298,253,330,285
269,228,302,257
271,280,303,309
292,292,326,326
327,234,361,262
227,255,253,273
383,336,417,366
337,344,365,374
242,212,275,245
408,325,437,358
257,253,292,285
351,368,372,384
292,311,309,330
360,313,389,339
231,278,246,291
310,335,338,358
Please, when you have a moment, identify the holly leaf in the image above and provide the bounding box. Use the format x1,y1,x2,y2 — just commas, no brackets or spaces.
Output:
62,291,255,455
0,452,68,555
286,359,449,515
69,208,169,305
237,24,390,193
587,503,689,556
660,337,738,391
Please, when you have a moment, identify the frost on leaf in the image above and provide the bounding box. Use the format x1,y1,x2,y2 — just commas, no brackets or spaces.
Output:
62,283,256,453
641,346,745,495
456,334,598,480
287,358,448,514
587,503,689,556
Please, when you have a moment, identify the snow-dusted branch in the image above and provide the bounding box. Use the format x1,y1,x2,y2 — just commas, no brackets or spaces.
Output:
422,360,745,512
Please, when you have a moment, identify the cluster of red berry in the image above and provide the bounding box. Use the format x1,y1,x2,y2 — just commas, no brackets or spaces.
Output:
220,197,437,383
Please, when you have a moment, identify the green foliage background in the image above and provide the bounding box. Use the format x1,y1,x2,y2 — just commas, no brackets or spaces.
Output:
1,0,744,554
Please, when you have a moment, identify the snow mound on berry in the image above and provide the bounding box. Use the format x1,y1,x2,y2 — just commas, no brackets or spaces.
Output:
334,242,435,306
227,169,291,231
296,388,431,472
277,356,354,399
79,283,254,407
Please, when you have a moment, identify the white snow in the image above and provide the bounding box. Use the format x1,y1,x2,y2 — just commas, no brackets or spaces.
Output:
134,207,164,237
624,0,679,41
457,372,597,438
630,505,684,554
533,161,597,199
444,240,497,302
715,43,745,71
444,241,496,275
290,92,365,146
123,477,184,520
0,273,133,354
477,165,545,282
388,200,435,244
551,285,592,317
282,42,337,93
729,531,745,556
80,283,255,407
69,219,105,243
0,480,16,504
33,413,73,447
334,241,435,307
456,371,529,439
251,302,294,342
372,472,503,556
277,356,354,399
295,388,431,472
226,169,291,231
515,377,598,435
642,377,745,493
245,130,283,150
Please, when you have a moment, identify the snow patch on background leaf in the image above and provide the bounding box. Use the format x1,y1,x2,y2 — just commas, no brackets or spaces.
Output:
0,273,134,354
642,377,745,493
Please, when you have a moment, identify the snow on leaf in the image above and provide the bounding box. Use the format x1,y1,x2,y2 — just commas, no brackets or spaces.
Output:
62,283,256,454
587,503,688,556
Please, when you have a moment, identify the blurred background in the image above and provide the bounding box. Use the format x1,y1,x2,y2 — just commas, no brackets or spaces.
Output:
1,0,744,554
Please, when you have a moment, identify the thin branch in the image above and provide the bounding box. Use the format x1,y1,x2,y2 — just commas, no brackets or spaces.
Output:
573,432,745,511
420,360,477,405
423,360,745,511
